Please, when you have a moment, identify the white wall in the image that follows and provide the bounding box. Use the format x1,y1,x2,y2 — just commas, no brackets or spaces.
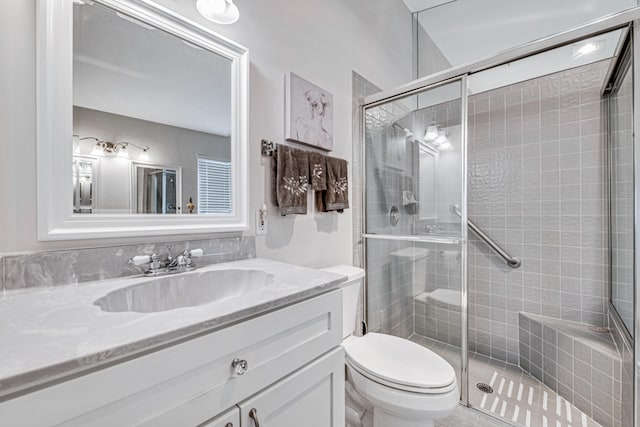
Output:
0,0,412,268
416,24,451,78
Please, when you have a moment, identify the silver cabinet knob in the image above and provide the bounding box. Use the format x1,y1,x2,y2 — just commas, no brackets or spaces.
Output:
231,358,248,376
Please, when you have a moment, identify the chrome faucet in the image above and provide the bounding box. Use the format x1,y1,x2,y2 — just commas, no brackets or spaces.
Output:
129,247,204,276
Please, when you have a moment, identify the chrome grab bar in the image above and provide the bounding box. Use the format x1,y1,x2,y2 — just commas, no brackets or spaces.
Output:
450,204,521,268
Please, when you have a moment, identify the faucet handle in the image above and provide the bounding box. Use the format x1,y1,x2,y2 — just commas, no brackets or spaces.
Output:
181,249,203,270
189,248,204,258
129,255,151,266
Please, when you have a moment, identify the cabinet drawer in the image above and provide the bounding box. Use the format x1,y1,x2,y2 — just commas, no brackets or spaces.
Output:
0,291,342,427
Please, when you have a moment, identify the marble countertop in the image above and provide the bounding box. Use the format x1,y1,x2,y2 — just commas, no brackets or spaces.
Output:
0,258,347,401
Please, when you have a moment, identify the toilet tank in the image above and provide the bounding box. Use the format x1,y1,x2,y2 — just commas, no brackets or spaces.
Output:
320,265,365,339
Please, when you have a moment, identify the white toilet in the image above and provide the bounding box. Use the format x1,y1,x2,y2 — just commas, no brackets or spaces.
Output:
321,265,459,427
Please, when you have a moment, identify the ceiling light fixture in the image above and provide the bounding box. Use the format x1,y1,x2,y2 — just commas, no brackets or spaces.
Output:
196,0,240,25
434,130,448,146
439,140,453,150
424,124,439,141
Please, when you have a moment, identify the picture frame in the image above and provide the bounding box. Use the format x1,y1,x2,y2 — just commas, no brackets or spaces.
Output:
285,72,334,151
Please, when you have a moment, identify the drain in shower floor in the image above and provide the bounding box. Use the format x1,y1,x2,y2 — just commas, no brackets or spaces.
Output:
476,383,494,394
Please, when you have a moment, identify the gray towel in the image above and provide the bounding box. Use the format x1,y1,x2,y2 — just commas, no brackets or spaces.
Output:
316,156,349,213
273,145,309,215
308,152,327,191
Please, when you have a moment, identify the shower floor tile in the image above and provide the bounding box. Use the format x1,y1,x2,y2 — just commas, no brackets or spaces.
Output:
409,334,602,427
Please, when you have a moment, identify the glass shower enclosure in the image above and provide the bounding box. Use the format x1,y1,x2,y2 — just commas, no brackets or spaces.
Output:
361,10,640,427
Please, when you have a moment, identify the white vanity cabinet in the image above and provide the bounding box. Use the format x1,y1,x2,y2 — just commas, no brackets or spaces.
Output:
0,291,344,427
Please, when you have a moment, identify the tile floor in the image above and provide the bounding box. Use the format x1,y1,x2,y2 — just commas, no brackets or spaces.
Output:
410,334,602,427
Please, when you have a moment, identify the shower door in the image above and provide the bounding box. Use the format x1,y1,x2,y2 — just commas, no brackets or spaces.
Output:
362,78,468,402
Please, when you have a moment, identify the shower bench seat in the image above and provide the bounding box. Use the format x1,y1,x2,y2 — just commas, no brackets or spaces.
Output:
518,312,621,426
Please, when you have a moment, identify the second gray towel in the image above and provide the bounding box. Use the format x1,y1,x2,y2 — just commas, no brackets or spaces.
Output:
316,156,349,213
273,145,309,215
308,152,327,191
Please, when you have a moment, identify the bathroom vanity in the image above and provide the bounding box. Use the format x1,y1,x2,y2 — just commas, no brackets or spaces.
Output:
0,259,347,427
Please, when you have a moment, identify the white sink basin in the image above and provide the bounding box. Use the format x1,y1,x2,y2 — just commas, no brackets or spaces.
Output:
94,269,274,313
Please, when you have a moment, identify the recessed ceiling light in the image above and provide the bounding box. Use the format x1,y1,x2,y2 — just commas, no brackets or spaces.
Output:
573,42,599,59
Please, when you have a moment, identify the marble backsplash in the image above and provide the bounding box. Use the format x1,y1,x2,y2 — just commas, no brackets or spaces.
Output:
1,236,256,291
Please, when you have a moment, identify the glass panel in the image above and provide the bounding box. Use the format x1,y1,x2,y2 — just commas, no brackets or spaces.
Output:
364,79,465,402
364,80,464,239
610,60,634,337
365,239,463,390
465,30,624,427
415,0,636,77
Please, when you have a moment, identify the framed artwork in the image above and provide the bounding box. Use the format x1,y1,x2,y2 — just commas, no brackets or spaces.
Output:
285,72,334,151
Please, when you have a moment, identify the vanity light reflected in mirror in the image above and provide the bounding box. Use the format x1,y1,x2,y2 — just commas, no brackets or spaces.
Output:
76,136,150,159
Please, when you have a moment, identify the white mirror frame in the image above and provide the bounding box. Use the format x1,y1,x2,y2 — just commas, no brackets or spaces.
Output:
36,0,249,240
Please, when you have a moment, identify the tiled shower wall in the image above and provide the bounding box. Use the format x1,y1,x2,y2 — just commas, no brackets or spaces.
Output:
467,60,611,364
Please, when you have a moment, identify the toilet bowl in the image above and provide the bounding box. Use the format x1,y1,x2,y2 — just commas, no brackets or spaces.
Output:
321,265,459,427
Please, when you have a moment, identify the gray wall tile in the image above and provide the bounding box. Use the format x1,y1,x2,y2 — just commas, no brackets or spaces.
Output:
468,60,611,365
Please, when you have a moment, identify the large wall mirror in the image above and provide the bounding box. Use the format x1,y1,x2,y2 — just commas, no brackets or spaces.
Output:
37,0,248,240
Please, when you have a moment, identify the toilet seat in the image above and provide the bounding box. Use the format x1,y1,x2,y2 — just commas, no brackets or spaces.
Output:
344,333,456,394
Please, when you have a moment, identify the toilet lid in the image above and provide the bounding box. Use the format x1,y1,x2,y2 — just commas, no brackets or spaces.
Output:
344,333,456,390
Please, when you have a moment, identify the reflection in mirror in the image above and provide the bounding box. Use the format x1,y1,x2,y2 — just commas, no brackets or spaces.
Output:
73,1,232,215
72,156,97,214
132,163,181,214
